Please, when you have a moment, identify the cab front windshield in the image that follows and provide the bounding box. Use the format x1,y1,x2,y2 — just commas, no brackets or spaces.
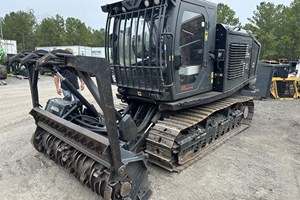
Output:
108,9,161,67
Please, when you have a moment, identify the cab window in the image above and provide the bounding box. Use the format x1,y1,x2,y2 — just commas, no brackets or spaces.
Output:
179,11,205,85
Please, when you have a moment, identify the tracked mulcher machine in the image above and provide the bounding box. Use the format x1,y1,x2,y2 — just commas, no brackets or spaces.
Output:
10,0,260,199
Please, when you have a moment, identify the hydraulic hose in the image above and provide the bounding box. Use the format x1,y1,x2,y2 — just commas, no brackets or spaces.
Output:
73,118,107,133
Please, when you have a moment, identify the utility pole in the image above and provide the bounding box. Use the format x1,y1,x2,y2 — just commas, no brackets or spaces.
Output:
0,17,3,39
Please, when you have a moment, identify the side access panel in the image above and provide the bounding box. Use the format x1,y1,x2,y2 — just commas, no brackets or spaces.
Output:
214,24,260,93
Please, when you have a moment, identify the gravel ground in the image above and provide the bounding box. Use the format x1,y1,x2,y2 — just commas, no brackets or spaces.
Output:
0,76,300,200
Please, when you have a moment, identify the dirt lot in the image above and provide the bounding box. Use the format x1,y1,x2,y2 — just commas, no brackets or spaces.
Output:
0,76,300,200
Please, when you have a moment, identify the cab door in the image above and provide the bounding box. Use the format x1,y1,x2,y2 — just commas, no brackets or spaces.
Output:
173,1,214,99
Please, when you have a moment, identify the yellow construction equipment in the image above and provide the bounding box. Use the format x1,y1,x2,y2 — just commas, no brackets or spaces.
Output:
270,77,300,100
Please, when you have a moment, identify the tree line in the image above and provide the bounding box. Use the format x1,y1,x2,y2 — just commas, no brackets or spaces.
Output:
1,1,300,60
1,11,105,51
218,1,300,60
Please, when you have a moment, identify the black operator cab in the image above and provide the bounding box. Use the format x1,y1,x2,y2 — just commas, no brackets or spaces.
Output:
102,0,217,102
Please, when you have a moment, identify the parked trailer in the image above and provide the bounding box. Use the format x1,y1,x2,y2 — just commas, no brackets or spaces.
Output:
0,39,17,80
36,46,92,56
36,46,106,58
91,47,105,58
0,39,17,55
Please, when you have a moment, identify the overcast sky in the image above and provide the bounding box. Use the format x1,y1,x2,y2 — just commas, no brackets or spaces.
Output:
0,0,292,29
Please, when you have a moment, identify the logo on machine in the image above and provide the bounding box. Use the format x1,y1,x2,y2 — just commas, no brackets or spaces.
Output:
51,106,60,113
181,85,193,92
